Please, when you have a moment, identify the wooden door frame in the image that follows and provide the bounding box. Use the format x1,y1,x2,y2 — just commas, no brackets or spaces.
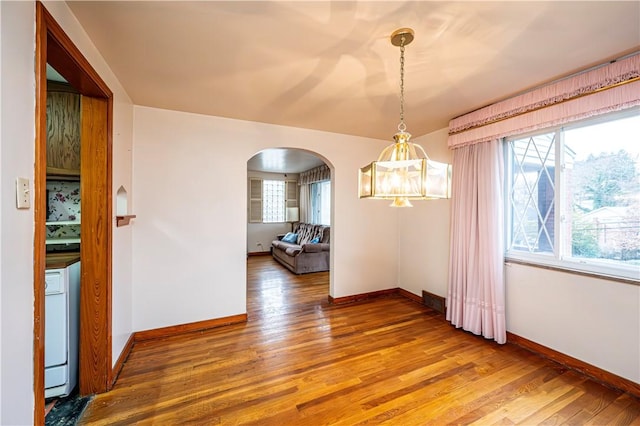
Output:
34,2,113,424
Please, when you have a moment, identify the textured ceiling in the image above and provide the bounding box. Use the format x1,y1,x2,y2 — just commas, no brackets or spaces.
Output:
67,1,639,143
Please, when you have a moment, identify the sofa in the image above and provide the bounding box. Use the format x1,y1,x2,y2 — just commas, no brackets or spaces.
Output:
271,223,330,274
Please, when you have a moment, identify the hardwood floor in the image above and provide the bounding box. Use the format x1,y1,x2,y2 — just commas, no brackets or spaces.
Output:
79,256,640,425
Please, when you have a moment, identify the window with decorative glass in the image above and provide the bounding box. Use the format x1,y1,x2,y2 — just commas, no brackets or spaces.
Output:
505,109,640,280
248,178,298,223
262,180,285,223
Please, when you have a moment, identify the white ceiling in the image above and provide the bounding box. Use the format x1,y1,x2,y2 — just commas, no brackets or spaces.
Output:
247,148,325,174
66,1,639,169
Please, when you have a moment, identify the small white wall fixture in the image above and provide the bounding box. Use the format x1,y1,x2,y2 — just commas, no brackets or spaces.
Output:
116,185,135,226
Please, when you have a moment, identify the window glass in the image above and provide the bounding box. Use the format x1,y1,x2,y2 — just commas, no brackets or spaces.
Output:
564,115,640,267
311,180,331,225
507,132,556,255
262,180,285,223
319,180,331,225
506,110,640,279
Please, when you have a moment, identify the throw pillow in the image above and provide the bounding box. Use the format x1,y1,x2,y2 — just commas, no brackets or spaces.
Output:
282,232,298,244
310,236,320,244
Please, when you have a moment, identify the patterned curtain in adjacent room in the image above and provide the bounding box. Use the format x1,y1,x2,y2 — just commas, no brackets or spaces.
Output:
299,164,330,224
299,184,310,223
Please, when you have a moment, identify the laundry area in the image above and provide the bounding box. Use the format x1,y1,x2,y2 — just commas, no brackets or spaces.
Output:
45,253,80,399
44,77,84,421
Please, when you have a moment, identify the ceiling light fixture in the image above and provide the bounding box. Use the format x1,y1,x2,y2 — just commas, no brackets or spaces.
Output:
359,28,452,207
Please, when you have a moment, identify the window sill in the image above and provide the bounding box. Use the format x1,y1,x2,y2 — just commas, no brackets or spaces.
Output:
504,257,639,285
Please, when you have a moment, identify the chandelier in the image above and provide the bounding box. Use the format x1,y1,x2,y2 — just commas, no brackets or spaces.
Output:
359,28,452,207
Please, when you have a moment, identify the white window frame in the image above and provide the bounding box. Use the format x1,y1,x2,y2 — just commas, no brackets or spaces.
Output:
505,109,640,281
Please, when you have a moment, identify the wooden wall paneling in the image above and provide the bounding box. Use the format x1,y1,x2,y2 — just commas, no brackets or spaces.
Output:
79,95,111,394
46,91,80,171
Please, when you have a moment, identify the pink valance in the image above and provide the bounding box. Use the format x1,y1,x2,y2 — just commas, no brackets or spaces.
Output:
448,53,640,148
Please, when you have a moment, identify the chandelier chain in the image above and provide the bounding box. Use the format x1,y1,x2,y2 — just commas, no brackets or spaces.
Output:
398,35,406,133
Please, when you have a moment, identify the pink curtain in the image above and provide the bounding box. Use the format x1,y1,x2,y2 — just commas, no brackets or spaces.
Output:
446,139,506,344
448,53,639,148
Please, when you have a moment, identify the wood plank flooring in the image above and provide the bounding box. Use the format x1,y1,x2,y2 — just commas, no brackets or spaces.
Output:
79,256,640,425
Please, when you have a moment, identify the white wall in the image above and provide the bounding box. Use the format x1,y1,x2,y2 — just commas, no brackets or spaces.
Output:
0,2,135,422
42,1,136,366
132,106,398,331
247,170,299,253
248,223,289,253
397,128,453,298
506,263,640,382
0,2,36,423
398,127,640,384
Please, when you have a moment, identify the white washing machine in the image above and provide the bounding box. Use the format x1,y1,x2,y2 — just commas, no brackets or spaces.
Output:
45,261,80,398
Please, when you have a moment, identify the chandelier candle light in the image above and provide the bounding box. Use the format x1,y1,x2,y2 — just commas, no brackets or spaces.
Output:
359,28,452,207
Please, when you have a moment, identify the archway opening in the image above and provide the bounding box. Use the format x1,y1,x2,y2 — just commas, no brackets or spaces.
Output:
246,148,334,318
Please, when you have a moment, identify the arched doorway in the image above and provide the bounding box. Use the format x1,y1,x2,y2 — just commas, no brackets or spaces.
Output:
246,148,334,315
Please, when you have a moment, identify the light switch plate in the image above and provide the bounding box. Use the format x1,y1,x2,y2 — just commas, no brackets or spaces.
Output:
16,177,30,209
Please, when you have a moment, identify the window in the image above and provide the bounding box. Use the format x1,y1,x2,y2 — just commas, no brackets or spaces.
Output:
262,180,285,223
248,178,298,223
506,110,640,279
311,180,331,225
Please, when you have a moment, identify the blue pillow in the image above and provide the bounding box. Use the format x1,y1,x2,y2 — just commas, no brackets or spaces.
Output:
282,232,298,243
310,236,320,244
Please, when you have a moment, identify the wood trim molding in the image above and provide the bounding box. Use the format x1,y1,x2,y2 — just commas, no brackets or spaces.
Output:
110,315,248,387
247,251,271,257
330,287,444,312
507,332,640,398
330,287,438,308
43,9,112,98
328,288,399,305
106,96,114,391
397,288,422,304
110,334,134,387
34,4,48,424
80,96,111,394
133,314,248,343
36,0,114,408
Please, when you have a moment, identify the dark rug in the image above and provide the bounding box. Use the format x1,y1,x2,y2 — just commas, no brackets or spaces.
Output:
45,390,93,426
